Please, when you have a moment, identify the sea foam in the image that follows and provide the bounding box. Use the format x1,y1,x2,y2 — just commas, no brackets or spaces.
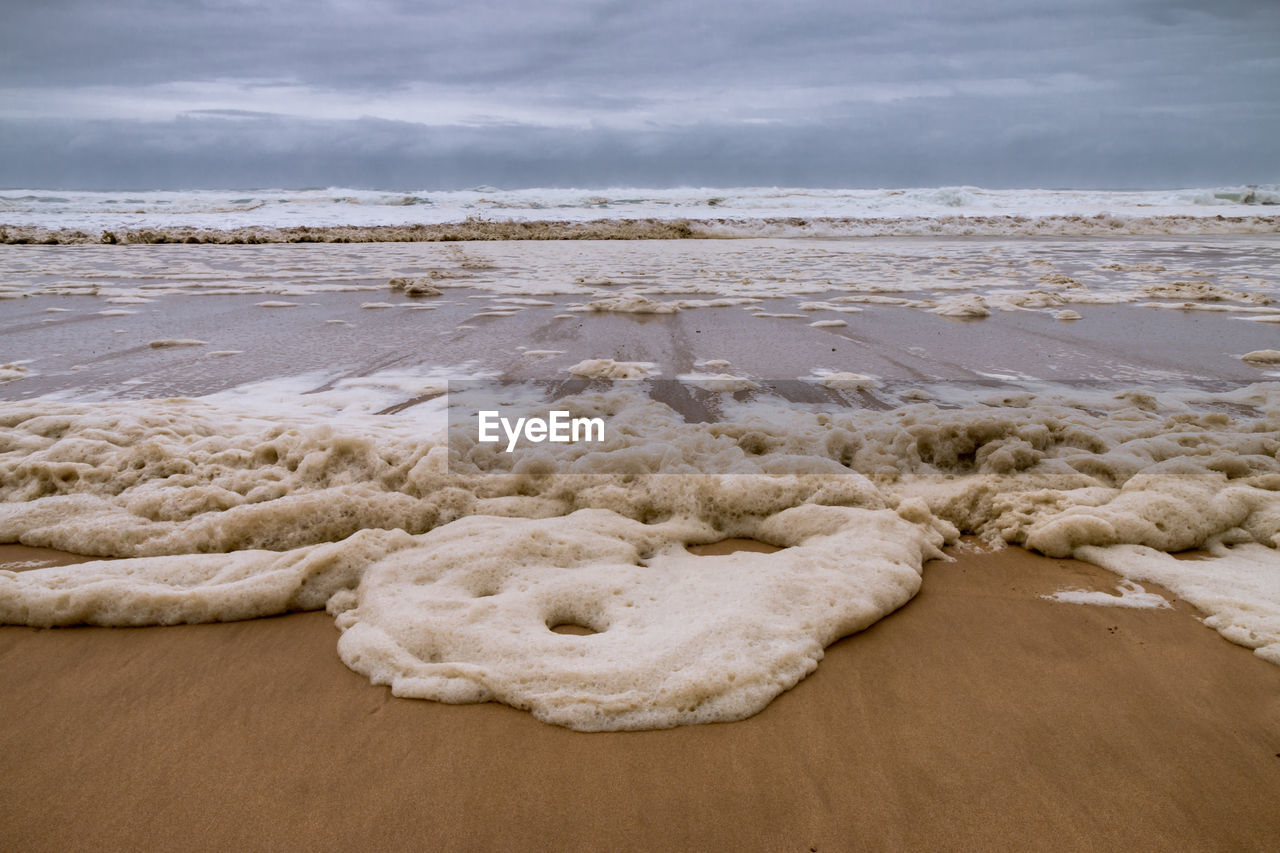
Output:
4,378,1280,727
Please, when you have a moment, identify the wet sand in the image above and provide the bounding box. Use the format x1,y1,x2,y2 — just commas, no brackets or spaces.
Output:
4,288,1280,404
3,542,1278,851
5,236,1280,402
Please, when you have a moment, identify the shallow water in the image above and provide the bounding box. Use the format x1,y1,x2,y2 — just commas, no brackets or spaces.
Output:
3,237,1279,401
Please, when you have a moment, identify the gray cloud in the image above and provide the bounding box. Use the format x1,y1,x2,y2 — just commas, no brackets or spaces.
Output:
1,0,1277,188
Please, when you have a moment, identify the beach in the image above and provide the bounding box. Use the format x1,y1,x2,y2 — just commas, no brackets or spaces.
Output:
3,541,1279,851
6,0,1280,844
2,201,1280,846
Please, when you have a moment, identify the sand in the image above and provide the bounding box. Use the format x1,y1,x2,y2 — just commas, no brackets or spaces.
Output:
3,541,1278,851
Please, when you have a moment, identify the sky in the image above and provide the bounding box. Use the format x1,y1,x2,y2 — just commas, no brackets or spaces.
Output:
1,0,1277,190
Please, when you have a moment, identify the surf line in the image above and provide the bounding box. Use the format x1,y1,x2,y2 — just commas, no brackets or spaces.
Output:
477,410,606,452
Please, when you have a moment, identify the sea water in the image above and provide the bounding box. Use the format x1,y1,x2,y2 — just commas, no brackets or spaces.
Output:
0,184,1277,236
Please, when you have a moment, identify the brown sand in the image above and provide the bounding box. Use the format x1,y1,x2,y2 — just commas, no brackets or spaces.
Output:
2,541,1279,851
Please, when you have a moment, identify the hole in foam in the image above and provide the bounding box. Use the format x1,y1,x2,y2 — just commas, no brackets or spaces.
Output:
548,622,599,636
685,538,783,556
545,606,604,636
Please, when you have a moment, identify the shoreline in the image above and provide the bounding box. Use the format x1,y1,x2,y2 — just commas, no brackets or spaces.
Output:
2,212,1278,244
3,542,1278,849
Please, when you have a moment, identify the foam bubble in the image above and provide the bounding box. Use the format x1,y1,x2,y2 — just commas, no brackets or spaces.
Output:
678,373,758,392
388,277,443,297
0,363,33,383
930,295,991,318
797,302,863,313
585,295,678,314
567,359,658,380
811,371,876,389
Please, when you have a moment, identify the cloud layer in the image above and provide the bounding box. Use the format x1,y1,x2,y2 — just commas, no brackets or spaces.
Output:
2,0,1277,188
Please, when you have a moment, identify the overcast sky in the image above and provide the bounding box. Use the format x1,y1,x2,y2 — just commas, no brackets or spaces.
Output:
1,0,1276,190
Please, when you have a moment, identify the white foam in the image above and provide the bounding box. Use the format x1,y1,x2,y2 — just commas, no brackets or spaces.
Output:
388,277,444,297
810,371,876,389
990,290,1067,310
0,363,34,383
6,374,1280,727
930,294,991,318
330,506,940,730
677,372,758,392
567,359,658,380
584,295,678,314
1076,544,1280,664
797,302,863,313
1043,580,1171,609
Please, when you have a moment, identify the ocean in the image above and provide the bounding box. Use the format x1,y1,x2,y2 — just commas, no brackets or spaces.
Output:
2,183,1278,237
